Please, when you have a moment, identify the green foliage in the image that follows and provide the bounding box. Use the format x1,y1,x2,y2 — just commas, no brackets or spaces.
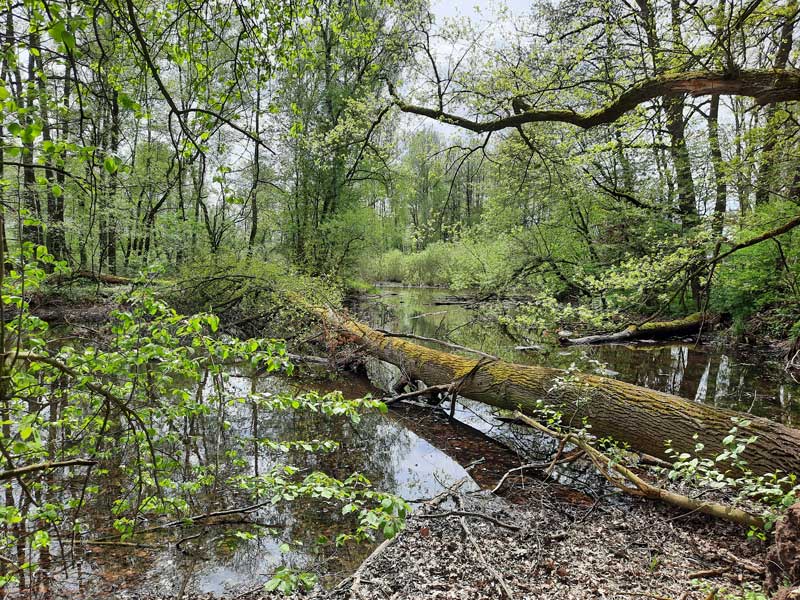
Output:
265,567,318,594
712,201,800,336
0,244,405,590
501,293,617,341
664,418,800,538
362,235,523,290
169,251,342,339
692,582,768,600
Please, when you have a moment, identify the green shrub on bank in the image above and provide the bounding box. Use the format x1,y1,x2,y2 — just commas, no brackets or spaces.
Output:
167,250,342,339
711,201,800,339
361,235,523,290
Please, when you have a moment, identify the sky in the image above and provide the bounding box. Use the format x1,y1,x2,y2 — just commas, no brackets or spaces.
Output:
400,0,533,140
431,0,531,21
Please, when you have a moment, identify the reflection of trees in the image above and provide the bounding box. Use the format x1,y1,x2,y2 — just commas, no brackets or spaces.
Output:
714,355,731,404
358,288,800,422
5,365,414,598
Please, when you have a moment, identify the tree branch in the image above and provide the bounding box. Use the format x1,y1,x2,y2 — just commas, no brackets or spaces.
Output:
0,459,97,481
391,69,800,132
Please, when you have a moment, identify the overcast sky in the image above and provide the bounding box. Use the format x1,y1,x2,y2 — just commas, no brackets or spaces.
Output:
431,0,530,21
400,1,533,140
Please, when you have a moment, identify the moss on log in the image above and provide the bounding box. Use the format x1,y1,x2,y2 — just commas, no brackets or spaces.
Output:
324,311,800,477
50,270,133,285
560,312,708,345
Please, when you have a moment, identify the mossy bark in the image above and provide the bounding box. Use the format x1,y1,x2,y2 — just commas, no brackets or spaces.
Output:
328,313,800,477
561,312,708,345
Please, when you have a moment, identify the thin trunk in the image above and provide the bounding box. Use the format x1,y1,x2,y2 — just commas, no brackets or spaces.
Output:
248,84,261,252
755,0,797,206
708,95,727,235
21,29,41,245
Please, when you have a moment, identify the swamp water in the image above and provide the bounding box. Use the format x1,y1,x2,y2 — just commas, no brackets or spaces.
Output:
361,286,800,424
9,287,800,599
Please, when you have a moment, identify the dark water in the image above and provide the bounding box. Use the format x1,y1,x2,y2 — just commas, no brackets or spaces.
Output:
19,373,494,599
359,286,800,425
9,287,799,598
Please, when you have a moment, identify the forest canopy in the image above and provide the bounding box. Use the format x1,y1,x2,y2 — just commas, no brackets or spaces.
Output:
2,0,800,596
0,0,798,332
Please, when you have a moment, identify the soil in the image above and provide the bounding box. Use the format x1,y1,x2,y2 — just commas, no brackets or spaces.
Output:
767,502,800,596
231,476,768,600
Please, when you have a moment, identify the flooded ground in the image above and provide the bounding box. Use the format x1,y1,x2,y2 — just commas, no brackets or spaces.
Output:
358,286,800,424
6,288,798,598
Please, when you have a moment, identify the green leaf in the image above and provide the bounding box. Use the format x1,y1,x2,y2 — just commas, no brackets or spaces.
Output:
264,578,281,592
103,156,120,174
21,123,42,144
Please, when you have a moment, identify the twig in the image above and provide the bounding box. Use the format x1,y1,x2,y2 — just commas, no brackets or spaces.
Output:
687,566,731,579
383,383,452,406
422,510,520,531
716,549,764,574
490,450,584,495
614,593,673,600
176,532,202,552
345,536,397,599
512,412,763,529
73,540,161,548
426,477,469,507
490,461,553,494
464,457,485,472
96,500,282,540
457,496,514,598
0,458,97,480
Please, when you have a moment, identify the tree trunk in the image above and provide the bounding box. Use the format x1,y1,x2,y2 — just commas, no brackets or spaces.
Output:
708,95,727,236
755,0,797,206
559,313,708,345
323,311,800,476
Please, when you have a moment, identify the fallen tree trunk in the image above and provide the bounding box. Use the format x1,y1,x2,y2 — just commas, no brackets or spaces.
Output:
513,412,764,528
560,312,708,345
50,270,133,285
320,309,800,477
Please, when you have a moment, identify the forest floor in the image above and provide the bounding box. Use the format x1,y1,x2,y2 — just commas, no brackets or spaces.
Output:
238,478,767,600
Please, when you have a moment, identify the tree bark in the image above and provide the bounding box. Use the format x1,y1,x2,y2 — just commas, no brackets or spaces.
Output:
559,312,707,345
322,310,800,476
391,70,800,133
755,0,797,206
708,95,727,235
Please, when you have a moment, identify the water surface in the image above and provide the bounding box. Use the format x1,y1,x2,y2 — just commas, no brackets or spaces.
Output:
356,286,800,424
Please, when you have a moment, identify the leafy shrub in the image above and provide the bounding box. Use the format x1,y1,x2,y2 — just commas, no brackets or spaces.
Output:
712,201,800,332
0,244,406,591
168,250,342,339
362,235,524,290
664,417,799,538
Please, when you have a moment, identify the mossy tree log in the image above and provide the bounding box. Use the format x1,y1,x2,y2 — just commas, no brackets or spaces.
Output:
323,311,800,477
560,312,709,345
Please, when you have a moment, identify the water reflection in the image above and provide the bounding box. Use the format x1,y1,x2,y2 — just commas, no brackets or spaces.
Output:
5,371,488,599
9,287,799,599
352,287,800,424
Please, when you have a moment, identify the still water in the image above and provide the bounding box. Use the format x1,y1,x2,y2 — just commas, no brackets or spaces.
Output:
359,286,800,424
9,287,799,598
